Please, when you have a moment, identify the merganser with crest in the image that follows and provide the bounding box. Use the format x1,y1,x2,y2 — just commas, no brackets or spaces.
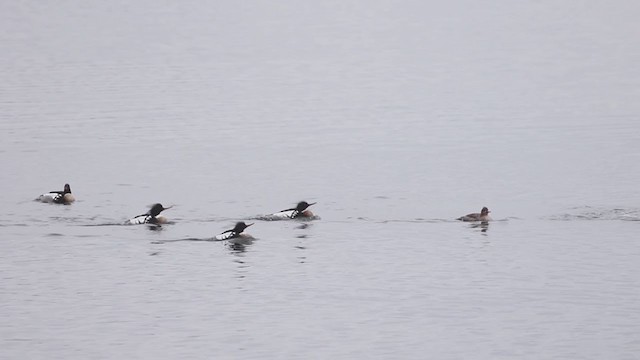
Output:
215,222,254,242
271,201,316,219
37,184,75,204
457,207,492,222
126,203,172,225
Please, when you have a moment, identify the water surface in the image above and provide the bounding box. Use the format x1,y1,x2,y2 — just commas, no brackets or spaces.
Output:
1,1,640,359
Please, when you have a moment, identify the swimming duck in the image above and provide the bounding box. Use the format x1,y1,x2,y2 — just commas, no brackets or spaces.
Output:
37,184,75,204
457,207,492,222
215,221,254,242
270,201,316,219
126,203,172,225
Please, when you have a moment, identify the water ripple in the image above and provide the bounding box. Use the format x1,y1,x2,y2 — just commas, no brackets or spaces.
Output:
549,207,640,221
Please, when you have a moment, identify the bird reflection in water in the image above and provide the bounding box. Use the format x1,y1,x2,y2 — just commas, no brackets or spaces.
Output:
295,246,306,264
470,221,490,234
230,257,250,286
228,242,250,253
296,222,312,239
147,224,164,231
225,235,255,253
294,223,311,263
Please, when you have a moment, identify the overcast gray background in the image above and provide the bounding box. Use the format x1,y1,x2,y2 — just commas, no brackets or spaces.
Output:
1,1,639,359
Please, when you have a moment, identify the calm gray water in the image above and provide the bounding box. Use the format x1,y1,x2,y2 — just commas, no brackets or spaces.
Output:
2,1,640,359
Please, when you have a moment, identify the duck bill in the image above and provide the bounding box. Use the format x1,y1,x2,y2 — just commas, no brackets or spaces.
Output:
308,202,317,206
246,223,254,228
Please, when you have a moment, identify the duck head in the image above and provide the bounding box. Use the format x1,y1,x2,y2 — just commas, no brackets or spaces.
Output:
233,221,253,233
296,201,316,212
149,203,172,217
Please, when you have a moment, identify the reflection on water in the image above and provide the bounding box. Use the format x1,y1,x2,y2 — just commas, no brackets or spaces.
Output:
231,256,250,286
294,245,307,264
228,242,250,253
469,221,490,234
146,224,165,232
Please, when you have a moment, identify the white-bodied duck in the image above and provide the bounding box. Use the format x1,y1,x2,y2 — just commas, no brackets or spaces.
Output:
215,221,254,243
37,183,75,204
126,203,172,225
270,201,316,219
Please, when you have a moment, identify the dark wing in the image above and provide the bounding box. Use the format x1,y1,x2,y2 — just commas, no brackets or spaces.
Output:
458,213,480,221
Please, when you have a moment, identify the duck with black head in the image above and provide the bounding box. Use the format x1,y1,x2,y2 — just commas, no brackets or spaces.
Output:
215,221,254,244
457,207,492,222
126,203,172,225
270,201,317,219
37,184,75,204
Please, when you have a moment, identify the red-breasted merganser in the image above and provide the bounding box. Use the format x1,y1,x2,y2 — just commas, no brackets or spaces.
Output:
37,184,75,204
215,222,254,243
271,201,316,219
457,207,492,222
126,203,172,225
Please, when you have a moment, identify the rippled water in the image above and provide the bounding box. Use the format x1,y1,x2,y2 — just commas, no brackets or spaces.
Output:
2,1,640,359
